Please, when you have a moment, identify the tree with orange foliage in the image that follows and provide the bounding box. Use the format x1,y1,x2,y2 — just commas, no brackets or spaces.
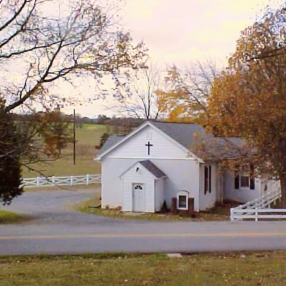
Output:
156,60,221,123
206,3,286,205
38,110,73,157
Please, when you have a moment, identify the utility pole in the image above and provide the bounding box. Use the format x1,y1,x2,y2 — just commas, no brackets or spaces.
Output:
73,109,76,165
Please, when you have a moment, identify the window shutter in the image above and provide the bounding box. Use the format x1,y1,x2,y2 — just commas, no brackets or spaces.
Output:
250,164,255,190
209,166,212,193
204,166,208,194
234,167,239,190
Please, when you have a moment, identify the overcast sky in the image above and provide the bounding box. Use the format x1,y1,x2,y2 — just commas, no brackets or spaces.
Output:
63,0,271,118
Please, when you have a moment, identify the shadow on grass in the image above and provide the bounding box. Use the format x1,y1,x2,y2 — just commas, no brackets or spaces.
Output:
24,184,100,192
0,210,33,224
73,196,236,222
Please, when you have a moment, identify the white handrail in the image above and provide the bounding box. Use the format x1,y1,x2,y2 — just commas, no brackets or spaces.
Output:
230,188,283,221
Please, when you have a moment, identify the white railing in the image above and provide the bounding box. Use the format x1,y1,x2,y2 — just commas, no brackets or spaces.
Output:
230,189,285,221
22,174,101,187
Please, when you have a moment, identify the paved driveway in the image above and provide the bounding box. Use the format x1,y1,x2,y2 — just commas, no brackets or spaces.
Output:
1,189,286,255
1,188,116,225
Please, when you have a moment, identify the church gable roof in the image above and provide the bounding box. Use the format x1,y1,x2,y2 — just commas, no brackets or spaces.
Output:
95,121,244,161
148,122,245,160
119,160,166,179
151,122,205,150
138,160,166,179
95,121,199,160
96,134,125,157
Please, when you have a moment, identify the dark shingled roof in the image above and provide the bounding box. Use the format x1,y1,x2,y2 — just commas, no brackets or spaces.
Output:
151,121,205,149
96,134,125,156
151,122,245,159
139,160,166,178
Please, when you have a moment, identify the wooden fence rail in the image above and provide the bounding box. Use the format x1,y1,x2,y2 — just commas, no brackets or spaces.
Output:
22,174,101,187
230,208,286,221
230,189,284,221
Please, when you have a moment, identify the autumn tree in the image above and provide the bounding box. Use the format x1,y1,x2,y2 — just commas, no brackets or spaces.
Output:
156,59,221,123
0,0,147,203
96,133,109,150
38,110,73,156
206,3,286,205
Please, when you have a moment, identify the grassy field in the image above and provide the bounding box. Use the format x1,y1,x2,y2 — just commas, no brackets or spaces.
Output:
0,210,28,224
74,195,233,221
22,124,107,178
0,252,285,285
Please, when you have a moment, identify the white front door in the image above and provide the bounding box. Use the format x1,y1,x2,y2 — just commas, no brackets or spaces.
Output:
133,183,144,212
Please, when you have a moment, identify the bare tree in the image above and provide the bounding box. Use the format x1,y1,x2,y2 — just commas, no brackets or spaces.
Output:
157,59,222,122
1,0,147,113
105,60,166,119
0,0,147,155
0,0,148,203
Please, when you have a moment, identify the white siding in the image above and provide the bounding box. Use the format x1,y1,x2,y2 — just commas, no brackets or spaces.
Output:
101,158,138,209
108,125,191,160
101,158,201,212
121,162,155,212
150,159,200,211
199,163,218,210
224,171,260,202
155,179,165,212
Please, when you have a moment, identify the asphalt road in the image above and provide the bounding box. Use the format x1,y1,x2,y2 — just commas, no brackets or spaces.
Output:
1,189,286,256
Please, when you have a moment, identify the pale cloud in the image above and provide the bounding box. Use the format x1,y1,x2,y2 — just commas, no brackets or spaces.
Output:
63,0,274,117
123,0,271,66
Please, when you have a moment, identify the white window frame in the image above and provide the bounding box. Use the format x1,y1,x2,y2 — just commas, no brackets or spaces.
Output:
146,131,152,140
234,163,256,191
240,173,250,189
177,191,189,210
239,164,251,190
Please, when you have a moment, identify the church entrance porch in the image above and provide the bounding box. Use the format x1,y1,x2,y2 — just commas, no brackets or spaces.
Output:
120,160,166,213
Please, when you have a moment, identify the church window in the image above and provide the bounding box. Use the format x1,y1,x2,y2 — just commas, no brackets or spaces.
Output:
177,191,189,210
204,165,212,194
146,132,152,140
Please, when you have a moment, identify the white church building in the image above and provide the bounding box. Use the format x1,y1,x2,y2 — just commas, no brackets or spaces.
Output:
95,121,276,213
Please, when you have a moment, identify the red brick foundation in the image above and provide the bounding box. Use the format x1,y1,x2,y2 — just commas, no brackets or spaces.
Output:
171,197,195,216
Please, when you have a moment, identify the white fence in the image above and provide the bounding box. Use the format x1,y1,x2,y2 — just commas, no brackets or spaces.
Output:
230,189,286,221
22,174,101,187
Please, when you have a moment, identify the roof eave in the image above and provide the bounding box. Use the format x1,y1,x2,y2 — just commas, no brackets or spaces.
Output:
95,121,206,163
154,176,167,180
96,121,151,159
149,123,205,163
94,156,101,162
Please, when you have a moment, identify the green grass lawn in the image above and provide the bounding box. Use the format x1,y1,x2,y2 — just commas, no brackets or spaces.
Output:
73,195,231,221
22,124,107,178
0,252,285,285
0,210,28,224
23,156,101,178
